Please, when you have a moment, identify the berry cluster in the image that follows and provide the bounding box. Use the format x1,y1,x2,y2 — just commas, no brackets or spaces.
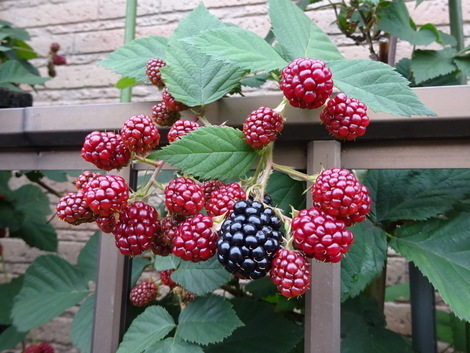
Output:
23,343,54,353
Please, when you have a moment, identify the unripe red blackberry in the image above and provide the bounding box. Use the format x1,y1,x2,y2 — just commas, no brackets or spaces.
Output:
37,343,55,353
164,177,205,217
75,171,102,190
202,180,225,203
151,102,180,127
81,131,131,171
243,106,284,149
50,42,60,53
339,185,372,227
24,344,40,353
160,215,185,245
130,280,158,306
56,190,97,225
172,213,217,262
121,114,160,155
96,214,117,234
270,248,310,298
113,201,160,256
162,88,187,111
52,54,66,66
150,233,172,256
205,183,246,218
160,269,178,288
146,58,166,88
83,175,129,217
167,120,200,143
320,93,369,140
291,207,354,263
280,58,333,109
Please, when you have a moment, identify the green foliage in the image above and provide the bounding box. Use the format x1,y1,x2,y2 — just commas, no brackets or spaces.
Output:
149,337,204,353
154,254,181,272
0,275,23,324
384,283,410,302
71,294,95,353
0,325,28,351
436,310,468,352
411,48,458,84
266,170,306,215
76,232,100,283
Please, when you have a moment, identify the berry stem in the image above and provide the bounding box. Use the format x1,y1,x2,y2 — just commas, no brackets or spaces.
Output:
259,143,274,198
134,155,163,167
272,162,318,182
133,163,164,199
273,96,289,116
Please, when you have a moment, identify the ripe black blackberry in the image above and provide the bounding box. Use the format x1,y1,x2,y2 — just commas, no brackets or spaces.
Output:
217,199,282,279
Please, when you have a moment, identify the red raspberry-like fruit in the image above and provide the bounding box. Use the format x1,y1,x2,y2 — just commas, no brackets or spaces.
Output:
50,42,60,53
24,344,40,353
160,269,178,288
146,58,166,88
121,114,160,155
113,201,160,256
151,102,180,127
96,214,117,233
312,168,368,220
56,190,97,225
270,248,311,298
162,88,187,111
243,106,284,149
320,93,369,140
38,343,54,353
150,233,172,256
202,180,225,203
75,171,102,190
339,185,372,227
205,183,246,218
172,213,217,262
52,54,66,66
130,280,158,306
160,215,185,245
164,177,205,217
81,131,131,171
167,120,200,143
292,207,354,262
83,175,129,216
280,58,333,109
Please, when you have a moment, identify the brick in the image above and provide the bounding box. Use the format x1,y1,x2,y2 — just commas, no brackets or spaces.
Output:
384,302,412,336
386,257,409,286
73,29,125,54
42,64,120,89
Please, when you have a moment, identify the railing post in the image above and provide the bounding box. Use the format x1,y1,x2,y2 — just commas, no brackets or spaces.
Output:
305,140,342,353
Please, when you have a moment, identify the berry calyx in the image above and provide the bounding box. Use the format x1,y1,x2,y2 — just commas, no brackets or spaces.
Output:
164,177,205,217
280,58,333,109
291,207,354,263
270,248,311,298
205,183,246,218
83,175,129,216
146,58,166,88
243,106,284,149
81,131,131,171
56,190,97,225
162,88,187,111
120,114,160,155
129,280,158,306
320,93,369,140
151,102,180,127
160,269,178,288
172,213,217,262
167,120,200,143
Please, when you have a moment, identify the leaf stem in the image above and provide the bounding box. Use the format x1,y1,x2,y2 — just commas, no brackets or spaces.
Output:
272,162,317,182
134,155,163,167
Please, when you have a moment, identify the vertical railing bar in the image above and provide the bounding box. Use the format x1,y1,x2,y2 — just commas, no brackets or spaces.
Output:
305,140,342,353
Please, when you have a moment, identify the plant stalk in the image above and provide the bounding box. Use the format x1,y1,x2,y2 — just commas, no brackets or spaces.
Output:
448,0,466,84
120,0,138,103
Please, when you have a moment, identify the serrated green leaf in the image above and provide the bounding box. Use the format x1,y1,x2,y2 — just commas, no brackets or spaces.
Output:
268,0,343,61
150,126,258,181
178,295,243,345
184,27,287,72
71,294,94,353
117,306,176,353
0,276,23,324
149,337,204,353
154,254,181,272
11,255,90,332
411,48,458,84
171,256,232,296
454,54,470,76
390,212,470,321
329,59,436,117
206,298,303,353
98,36,168,82
341,219,387,302
266,170,306,215
0,324,28,351
377,0,436,45
77,232,99,283
0,60,49,85
240,73,271,88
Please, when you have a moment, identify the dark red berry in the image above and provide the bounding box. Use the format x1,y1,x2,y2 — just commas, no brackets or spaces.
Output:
270,248,310,298
151,102,180,127
205,183,246,218
160,215,185,245
38,343,54,353
24,345,40,353
291,207,354,263
167,120,200,143
52,54,66,66
146,58,166,88
280,58,333,109
56,190,97,225
243,106,284,149
338,185,372,227
96,214,117,234
160,269,178,288
320,93,369,140
150,234,172,256
81,131,131,171
121,114,160,155
50,42,60,53
202,180,225,203
162,88,187,111
83,175,129,217
75,171,102,190
129,280,158,306
164,177,205,217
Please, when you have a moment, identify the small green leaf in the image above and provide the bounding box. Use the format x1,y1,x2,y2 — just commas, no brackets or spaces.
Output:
131,256,151,287
0,60,49,85
454,54,470,76
98,36,168,82
329,59,436,117
151,126,258,181
244,277,278,299
41,170,69,182
12,255,90,332
266,170,306,215
171,256,232,296
411,48,458,84
117,306,176,353
385,283,410,302
0,27,30,41
0,325,28,351
116,76,139,89
149,337,204,353
0,276,23,324
71,294,94,353
154,254,181,272
268,0,344,61
77,232,100,283
178,295,243,345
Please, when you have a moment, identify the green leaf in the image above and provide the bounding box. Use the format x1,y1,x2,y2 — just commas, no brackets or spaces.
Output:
454,54,470,76
98,36,168,82
150,126,258,181
0,60,49,85
154,254,181,272
0,325,28,351
117,306,176,353
11,255,90,332
329,59,436,117
178,295,243,345
206,298,303,353
411,48,458,84
364,169,470,224
131,256,151,287
244,277,278,299
266,170,306,215
184,27,287,72
171,256,232,296
341,219,387,302
71,294,94,353
77,232,100,282
390,212,470,321
116,76,138,89
13,40,38,60
436,311,467,351
41,170,69,182
268,0,344,61
377,0,436,45
0,27,30,41
240,73,271,88
149,337,204,353
0,276,23,324
385,283,410,302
